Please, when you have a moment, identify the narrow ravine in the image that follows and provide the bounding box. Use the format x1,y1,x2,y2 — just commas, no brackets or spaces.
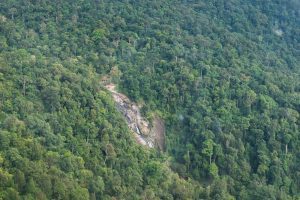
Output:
105,83,165,150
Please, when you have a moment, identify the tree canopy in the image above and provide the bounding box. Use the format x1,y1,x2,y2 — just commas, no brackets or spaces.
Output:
0,0,299,199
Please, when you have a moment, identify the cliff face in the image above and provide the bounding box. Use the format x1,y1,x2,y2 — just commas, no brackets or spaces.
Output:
105,84,165,150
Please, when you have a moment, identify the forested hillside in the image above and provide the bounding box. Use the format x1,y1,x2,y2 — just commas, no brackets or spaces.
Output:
0,0,299,199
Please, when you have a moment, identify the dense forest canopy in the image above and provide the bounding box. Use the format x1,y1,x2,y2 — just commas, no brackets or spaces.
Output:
0,0,299,199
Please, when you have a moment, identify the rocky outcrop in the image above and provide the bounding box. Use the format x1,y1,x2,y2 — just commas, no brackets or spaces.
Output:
105,84,165,150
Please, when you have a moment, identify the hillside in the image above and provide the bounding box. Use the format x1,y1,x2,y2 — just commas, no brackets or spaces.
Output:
0,0,299,199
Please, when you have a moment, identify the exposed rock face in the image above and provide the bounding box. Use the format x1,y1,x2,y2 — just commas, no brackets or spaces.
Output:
105,84,165,150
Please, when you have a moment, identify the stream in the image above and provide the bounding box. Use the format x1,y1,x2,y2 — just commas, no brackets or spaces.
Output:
105,84,162,148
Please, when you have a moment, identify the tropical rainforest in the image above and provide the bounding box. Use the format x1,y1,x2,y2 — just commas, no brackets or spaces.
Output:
0,0,299,199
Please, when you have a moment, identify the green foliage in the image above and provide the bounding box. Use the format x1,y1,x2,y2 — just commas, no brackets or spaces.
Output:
209,163,219,178
92,28,107,42
0,0,299,199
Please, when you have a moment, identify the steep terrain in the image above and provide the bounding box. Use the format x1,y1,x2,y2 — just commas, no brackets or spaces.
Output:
105,83,166,149
0,0,299,199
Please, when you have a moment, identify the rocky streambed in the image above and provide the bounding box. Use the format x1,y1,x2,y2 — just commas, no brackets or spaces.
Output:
105,84,165,150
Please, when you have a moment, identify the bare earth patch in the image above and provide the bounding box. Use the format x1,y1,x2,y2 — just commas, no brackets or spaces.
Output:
105,83,165,150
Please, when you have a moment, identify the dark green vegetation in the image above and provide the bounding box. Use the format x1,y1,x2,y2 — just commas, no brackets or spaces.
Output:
0,0,299,199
